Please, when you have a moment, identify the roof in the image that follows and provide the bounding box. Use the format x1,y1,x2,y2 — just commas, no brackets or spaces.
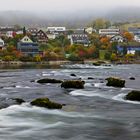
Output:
36,30,48,38
0,38,4,42
20,36,33,43
71,34,89,44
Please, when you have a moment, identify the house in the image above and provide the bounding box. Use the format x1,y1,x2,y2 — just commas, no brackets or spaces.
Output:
85,27,96,34
99,28,120,37
67,29,85,39
128,27,140,35
47,27,66,33
134,35,140,42
46,32,56,40
0,27,14,37
69,34,90,46
73,29,85,34
117,45,140,54
0,26,23,38
17,36,40,56
0,38,4,50
27,28,38,36
35,30,48,43
110,35,125,43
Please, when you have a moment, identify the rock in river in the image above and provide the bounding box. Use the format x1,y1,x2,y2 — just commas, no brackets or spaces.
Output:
70,74,77,77
125,90,140,101
61,80,85,89
31,98,63,109
37,78,62,84
129,77,135,80
12,98,25,105
106,77,125,88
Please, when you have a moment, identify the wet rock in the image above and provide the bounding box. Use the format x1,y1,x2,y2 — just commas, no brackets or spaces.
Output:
61,80,85,89
30,98,62,109
106,77,125,88
125,90,140,101
12,98,25,105
129,77,135,80
99,78,104,80
70,74,77,77
92,62,101,66
88,77,94,80
0,97,25,109
37,78,62,84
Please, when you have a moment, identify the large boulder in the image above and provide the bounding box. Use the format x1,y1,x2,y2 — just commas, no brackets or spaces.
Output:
106,77,125,88
37,78,62,84
30,98,62,109
125,90,140,101
61,80,85,89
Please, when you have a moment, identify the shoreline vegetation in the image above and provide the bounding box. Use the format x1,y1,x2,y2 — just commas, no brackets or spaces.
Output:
0,59,140,69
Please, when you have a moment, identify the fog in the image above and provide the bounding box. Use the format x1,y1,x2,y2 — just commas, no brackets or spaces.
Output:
0,0,140,13
0,0,140,27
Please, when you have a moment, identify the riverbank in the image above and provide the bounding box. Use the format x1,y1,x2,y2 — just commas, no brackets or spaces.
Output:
0,59,140,69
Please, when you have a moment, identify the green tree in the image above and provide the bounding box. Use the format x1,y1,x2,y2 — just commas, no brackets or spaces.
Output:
3,55,14,61
23,27,26,36
111,53,118,61
92,18,111,31
33,55,41,62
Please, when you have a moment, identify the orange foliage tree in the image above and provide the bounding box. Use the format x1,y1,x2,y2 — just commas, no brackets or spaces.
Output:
123,32,134,41
100,37,110,44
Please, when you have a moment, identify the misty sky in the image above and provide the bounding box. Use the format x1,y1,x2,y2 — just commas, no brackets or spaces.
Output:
0,0,140,12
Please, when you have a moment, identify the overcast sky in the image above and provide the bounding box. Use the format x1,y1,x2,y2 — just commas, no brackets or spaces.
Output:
0,0,140,12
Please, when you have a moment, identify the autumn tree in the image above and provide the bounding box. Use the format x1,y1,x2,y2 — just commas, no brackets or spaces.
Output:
100,37,110,44
123,32,134,41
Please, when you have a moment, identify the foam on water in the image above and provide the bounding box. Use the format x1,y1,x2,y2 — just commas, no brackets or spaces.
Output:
61,64,114,69
84,83,94,87
15,85,31,89
113,93,140,104
3,85,31,89
69,89,112,100
0,103,102,119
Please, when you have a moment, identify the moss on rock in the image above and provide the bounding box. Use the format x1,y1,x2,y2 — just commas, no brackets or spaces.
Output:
31,98,62,109
106,77,125,88
61,80,85,89
125,90,140,101
37,78,62,84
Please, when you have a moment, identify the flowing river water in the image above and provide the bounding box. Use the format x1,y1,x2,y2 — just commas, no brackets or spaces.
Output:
0,64,140,140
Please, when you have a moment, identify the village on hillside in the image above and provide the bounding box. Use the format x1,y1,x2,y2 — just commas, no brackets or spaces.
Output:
0,20,140,63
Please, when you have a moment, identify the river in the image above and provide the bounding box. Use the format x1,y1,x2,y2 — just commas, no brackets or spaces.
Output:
0,64,140,140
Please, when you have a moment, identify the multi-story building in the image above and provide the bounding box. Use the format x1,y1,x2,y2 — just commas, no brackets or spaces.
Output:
47,27,66,34
128,27,140,35
35,30,48,44
17,36,40,56
69,34,90,46
99,28,120,37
